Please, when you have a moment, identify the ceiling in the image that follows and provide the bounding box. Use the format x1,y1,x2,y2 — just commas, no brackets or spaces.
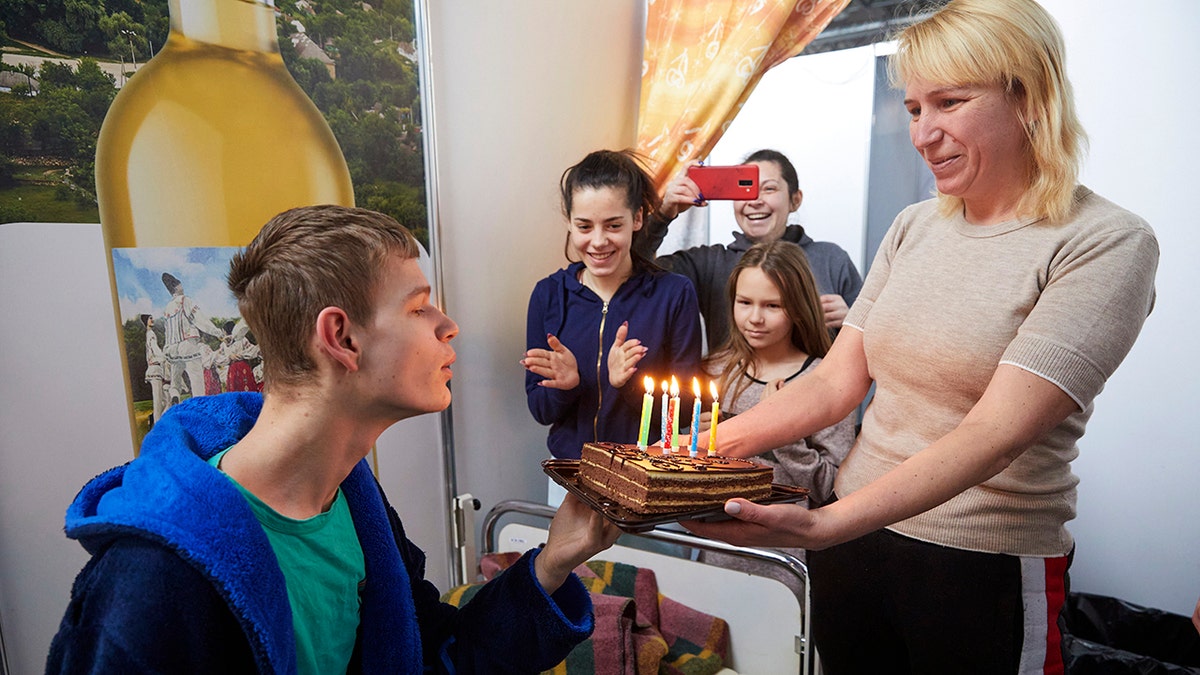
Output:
805,0,950,54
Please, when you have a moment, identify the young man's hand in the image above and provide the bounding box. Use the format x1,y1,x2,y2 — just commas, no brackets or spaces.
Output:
534,494,620,594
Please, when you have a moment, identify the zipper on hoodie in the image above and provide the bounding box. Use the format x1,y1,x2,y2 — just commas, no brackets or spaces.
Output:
593,301,608,441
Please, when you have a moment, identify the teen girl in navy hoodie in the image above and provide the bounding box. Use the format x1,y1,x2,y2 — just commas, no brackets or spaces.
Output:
523,150,702,463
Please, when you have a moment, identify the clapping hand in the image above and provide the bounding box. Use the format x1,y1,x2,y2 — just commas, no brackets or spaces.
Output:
607,321,648,389
522,334,580,390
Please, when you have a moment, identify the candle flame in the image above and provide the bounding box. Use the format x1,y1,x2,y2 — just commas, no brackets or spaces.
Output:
709,380,719,402
692,377,701,398
669,376,679,397
661,379,669,394
644,375,655,394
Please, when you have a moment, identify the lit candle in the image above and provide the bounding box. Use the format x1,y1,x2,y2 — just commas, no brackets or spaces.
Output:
708,380,720,456
669,376,680,454
664,392,676,455
659,380,670,454
637,376,654,450
689,377,702,457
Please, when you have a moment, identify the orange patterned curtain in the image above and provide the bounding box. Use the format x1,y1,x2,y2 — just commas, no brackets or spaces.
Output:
637,0,852,190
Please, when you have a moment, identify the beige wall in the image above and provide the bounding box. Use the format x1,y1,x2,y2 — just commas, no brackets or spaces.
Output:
427,2,645,533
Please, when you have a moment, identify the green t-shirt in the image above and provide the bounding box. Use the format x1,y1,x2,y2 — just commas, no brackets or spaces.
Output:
209,450,366,675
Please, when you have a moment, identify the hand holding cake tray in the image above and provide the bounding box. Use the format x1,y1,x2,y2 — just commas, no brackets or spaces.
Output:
543,442,808,533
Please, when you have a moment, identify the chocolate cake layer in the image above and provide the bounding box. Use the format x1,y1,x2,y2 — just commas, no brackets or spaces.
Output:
578,442,773,514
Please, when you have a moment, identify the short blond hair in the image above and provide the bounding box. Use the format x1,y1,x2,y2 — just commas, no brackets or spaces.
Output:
891,0,1086,223
228,205,421,388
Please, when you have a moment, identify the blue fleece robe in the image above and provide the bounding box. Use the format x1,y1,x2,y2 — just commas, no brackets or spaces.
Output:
47,392,594,674
525,262,702,459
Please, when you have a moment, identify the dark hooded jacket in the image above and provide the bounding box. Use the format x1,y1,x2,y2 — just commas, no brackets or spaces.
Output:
525,262,702,459
636,218,863,349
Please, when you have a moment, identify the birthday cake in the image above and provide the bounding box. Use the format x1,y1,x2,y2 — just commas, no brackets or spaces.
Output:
577,442,774,514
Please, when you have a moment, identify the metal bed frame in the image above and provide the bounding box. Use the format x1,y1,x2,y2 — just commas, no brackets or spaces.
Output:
477,499,816,675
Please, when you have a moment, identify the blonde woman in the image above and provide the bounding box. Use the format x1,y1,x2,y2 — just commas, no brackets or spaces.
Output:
684,1,1159,671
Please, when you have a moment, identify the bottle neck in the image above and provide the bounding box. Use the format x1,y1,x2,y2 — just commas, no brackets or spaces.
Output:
169,0,280,53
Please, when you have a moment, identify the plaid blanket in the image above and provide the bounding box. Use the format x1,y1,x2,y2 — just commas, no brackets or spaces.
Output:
442,552,730,675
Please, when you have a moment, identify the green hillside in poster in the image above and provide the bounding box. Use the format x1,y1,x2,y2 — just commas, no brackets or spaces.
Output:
0,0,429,246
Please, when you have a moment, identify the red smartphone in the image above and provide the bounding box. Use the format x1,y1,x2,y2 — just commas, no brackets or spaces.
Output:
687,164,759,201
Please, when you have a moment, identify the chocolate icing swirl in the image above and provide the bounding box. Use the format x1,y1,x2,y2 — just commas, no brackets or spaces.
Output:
590,442,763,473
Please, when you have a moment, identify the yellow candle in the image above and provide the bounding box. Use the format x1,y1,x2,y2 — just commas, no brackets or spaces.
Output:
637,376,654,449
669,376,680,452
708,380,720,455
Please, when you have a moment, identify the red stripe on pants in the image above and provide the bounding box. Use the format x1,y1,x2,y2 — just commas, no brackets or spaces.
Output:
1042,556,1069,674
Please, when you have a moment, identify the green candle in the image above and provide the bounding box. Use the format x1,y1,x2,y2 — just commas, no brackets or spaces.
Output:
637,376,654,449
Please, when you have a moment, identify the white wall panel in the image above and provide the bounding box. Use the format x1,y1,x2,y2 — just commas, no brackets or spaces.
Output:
427,2,645,531
0,223,133,674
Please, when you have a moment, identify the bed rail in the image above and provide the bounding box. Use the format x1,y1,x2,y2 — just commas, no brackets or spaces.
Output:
479,499,815,675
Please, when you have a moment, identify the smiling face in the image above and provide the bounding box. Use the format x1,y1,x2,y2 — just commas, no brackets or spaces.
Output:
733,160,802,244
905,77,1031,224
732,267,792,357
568,185,642,281
356,254,458,420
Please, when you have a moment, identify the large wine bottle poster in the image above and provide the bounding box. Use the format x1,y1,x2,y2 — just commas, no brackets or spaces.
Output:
1,1,431,445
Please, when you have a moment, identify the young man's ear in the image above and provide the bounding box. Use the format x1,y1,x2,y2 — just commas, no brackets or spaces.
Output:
314,306,361,372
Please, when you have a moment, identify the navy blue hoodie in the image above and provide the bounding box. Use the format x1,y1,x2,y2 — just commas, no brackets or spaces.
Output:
526,262,702,459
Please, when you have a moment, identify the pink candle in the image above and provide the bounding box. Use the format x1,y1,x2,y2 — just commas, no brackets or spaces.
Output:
663,395,676,454
659,380,670,454
669,376,680,450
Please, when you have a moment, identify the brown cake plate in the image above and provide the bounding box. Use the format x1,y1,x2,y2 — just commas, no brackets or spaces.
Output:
542,458,809,533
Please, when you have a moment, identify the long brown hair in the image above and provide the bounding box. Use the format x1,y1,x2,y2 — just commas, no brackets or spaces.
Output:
559,149,661,270
705,241,830,405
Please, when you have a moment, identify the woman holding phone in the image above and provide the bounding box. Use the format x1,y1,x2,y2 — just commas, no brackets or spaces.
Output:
636,148,862,349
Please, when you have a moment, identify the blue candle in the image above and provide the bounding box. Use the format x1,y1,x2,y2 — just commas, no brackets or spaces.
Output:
689,377,701,457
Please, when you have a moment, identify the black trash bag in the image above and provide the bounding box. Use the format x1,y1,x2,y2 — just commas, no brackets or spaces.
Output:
1062,592,1200,675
